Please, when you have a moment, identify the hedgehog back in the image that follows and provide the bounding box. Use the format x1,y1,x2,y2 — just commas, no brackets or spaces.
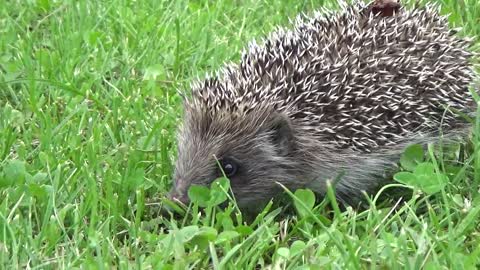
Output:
188,3,475,152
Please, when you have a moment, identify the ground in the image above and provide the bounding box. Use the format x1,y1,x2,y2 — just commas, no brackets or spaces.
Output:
1,0,480,269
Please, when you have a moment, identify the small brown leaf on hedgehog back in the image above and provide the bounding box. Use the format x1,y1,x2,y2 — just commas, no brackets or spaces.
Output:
369,0,401,17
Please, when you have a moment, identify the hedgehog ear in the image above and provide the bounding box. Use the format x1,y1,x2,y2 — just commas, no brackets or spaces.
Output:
269,113,294,156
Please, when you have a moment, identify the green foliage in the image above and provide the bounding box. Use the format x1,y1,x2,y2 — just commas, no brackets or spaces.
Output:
0,0,480,268
400,144,425,171
395,144,449,194
395,162,449,194
292,188,316,218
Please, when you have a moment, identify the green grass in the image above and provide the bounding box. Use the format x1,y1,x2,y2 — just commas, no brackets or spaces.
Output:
1,0,480,268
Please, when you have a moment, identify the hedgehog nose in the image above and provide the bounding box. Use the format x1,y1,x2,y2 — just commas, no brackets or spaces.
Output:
169,178,190,203
168,190,190,205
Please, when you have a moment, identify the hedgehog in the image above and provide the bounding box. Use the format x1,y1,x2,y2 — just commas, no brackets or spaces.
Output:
169,1,476,212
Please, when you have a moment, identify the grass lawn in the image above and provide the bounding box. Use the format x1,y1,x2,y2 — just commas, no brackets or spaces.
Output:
1,0,480,268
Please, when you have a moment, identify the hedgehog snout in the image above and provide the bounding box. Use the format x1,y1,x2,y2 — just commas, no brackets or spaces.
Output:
168,191,189,205
168,179,190,205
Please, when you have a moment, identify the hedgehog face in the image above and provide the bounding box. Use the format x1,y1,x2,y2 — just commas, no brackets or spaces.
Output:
170,107,301,212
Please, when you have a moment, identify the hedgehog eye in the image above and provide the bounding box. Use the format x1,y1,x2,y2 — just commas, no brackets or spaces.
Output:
219,158,238,178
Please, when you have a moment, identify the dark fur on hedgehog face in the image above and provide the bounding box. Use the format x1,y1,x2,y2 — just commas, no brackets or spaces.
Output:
170,105,302,212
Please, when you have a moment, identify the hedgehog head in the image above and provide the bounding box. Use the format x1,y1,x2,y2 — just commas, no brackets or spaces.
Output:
170,100,303,211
